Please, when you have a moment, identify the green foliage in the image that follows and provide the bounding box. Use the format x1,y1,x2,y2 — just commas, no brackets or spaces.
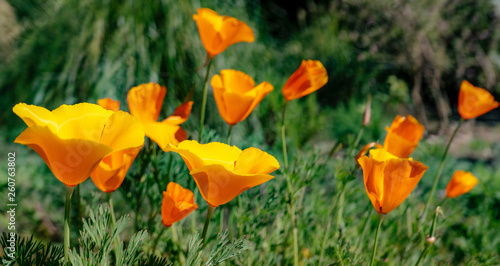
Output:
67,204,170,266
0,233,63,266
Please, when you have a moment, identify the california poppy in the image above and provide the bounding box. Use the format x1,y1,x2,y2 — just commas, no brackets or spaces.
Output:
13,103,144,187
97,98,120,112
357,148,428,214
282,60,328,101
458,80,499,120
384,115,424,158
164,140,279,207
446,170,479,198
211,69,273,125
161,182,198,227
193,8,255,58
127,83,193,149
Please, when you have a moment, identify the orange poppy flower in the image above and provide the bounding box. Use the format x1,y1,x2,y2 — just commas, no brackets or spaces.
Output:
164,140,279,207
127,83,193,149
357,148,428,214
211,69,273,125
13,103,144,186
193,8,255,58
445,170,479,198
161,182,198,227
97,98,120,112
384,115,424,158
458,80,499,120
282,60,328,101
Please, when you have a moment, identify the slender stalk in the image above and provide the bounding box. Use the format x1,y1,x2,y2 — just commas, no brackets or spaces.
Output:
370,214,385,266
166,153,173,183
75,185,82,229
415,207,441,266
421,119,463,221
107,193,122,259
226,125,233,145
318,185,345,266
280,100,298,266
198,58,214,143
281,101,289,171
64,186,75,266
201,205,216,245
353,125,365,149
152,226,166,253
355,207,374,259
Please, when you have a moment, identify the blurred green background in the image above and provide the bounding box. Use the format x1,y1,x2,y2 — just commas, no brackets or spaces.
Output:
1,0,500,264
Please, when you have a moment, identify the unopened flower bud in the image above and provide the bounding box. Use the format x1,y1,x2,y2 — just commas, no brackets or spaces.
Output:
363,94,371,126
426,235,436,244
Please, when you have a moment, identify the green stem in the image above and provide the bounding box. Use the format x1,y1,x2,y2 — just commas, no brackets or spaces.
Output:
421,119,463,221
75,185,82,229
415,207,441,266
166,153,173,183
318,185,345,266
201,205,216,245
152,226,166,253
64,186,75,266
353,125,365,150
355,207,374,257
226,125,233,145
281,101,289,171
281,100,298,266
370,214,385,266
198,58,214,143
107,193,122,259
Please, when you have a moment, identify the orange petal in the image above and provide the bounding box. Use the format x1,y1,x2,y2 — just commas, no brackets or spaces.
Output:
97,98,120,112
164,141,242,171
212,70,273,125
127,83,166,122
13,103,56,130
282,60,328,101
358,155,386,213
143,121,187,149
15,126,112,186
445,170,479,198
164,101,194,125
193,8,254,58
383,115,424,158
380,159,428,214
161,182,198,227
190,164,274,207
458,80,499,120
234,147,280,175
90,145,142,192
99,111,145,151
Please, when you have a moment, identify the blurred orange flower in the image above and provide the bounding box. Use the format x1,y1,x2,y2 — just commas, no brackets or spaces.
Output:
458,80,499,120
193,8,255,58
357,148,428,214
97,98,120,112
127,83,193,149
282,60,328,101
161,182,198,227
164,140,279,207
211,69,273,125
446,170,479,198
13,103,144,186
383,115,424,158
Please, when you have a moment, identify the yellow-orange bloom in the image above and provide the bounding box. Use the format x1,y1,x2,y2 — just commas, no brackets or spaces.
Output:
193,8,255,58
445,170,479,198
458,80,499,120
282,60,328,101
161,182,198,227
211,70,273,125
384,115,424,158
165,140,279,207
127,83,193,149
357,148,428,214
13,103,144,187
97,98,120,112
